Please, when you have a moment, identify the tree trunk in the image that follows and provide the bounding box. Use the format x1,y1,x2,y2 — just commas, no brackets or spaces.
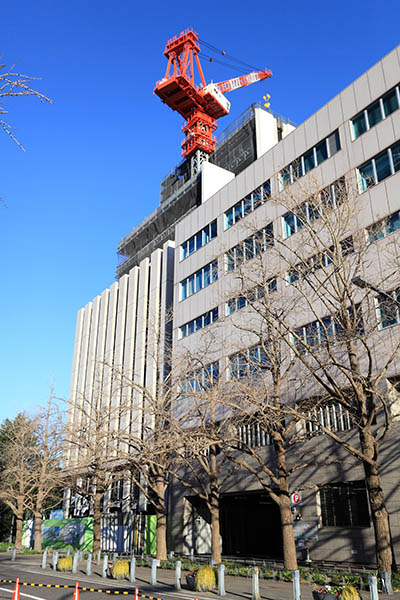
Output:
360,429,392,573
155,508,167,560
279,497,297,570
209,447,221,564
33,510,42,552
92,490,102,554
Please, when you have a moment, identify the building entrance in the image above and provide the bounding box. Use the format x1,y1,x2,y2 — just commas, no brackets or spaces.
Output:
220,491,283,558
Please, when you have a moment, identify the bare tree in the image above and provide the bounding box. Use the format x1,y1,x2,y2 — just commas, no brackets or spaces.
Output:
229,173,400,573
30,394,64,551
0,62,52,149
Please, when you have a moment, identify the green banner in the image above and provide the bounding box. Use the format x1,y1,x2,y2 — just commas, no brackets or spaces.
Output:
42,518,93,551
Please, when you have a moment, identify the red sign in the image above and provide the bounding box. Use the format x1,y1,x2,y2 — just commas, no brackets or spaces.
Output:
290,492,302,505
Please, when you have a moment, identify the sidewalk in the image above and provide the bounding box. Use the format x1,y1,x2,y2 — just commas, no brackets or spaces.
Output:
3,554,400,600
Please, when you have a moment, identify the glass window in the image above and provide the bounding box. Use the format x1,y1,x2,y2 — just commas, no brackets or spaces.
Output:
367,100,383,128
375,150,391,182
359,160,375,191
180,324,187,338
226,252,235,272
237,295,246,310
188,237,195,255
211,261,218,282
195,231,202,251
210,219,217,239
204,311,211,326
352,112,367,139
378,292,399,328
188,320,195,335
262,180,271,199
340,236,354,256
303,148,315,174
225,208,233,229
203,264,210,287
283,213,296,238
316,139,328,164
391,141,400,172
281,166,291,189
195,317,203,331
234,202,243,223
181,280,187,300
243,195,252,216
387,211,400,234
383,88,399,117
181,241,188,260
203,224,210,245
292,158,303,179
268,278,277,293
212,307,218,321
327,130,340,156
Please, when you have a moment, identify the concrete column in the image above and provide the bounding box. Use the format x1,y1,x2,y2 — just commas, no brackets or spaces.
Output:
218,564,225,596
175,561,182,590
252,567,261,600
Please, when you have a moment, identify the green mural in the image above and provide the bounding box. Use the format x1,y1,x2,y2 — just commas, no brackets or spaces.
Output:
42,518,93,551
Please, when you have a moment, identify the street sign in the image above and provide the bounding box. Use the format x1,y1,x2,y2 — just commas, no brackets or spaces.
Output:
290,491,302,506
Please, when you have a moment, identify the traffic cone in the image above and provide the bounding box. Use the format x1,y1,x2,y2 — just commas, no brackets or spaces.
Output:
72,581,80,600
12,578,20,600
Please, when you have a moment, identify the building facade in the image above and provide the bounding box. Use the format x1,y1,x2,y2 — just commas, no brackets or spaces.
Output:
67,45,400,562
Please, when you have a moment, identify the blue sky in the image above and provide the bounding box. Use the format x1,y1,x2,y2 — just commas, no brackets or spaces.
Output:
1,0,399,422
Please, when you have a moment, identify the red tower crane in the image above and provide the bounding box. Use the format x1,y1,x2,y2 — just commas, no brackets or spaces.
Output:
154,28,272,159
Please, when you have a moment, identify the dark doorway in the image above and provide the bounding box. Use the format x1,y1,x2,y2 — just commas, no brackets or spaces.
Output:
220,491,283,558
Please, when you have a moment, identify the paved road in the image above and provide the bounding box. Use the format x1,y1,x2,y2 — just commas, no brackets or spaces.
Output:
0,554,398,600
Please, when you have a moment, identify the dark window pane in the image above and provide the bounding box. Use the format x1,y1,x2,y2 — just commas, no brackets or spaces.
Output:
283,212,296,238
204,311,211,326
203,264,211,287
391,141,400,172
352,112,367,139
225,208,234,229
341,236,354,256
328,130,340,156
188,236,195,255
359,160,375,191
262,180,271,199
268,277,277,293
281,166,291,188
303,148,315,173
195,317,203,331
227,299,235,315
195,270,202,292
188,320,195,335
212,307,219,321
253,188,262,209
210,219,217,238
383,88,399,117
243,194,252,216
181,241,188,260
237,295,246,310
387,211,400,234
375,150,392,182
367,100,383,127
234,202,243,223
292,158,303,179
316,139,328,163
195,231,202,251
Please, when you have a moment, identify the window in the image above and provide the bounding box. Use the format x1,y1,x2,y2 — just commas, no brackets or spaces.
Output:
225,224,274,272
280,130,341,189
237,421,271,448
224,180,271,230
180,307,219,338
181,219,217,260
367,210,400,242
282,178,345,239
319,481,370,527
226,280,276,316
376,286,400,329
181,362,219,394
351,84,400,140
304,401,353,436
358,140,400,191
292,305,364,353
228,344,271,380
180,260,218,300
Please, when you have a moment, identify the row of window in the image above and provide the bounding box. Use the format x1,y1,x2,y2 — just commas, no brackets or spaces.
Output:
224,180,271,230
358,140,400,191
228,344,270,380
179,307,219,339
280,130,341,189
226,279,277,315
287,236,354,283
367,209,400,243
225,224,274,272
180,219,217,261
292,305,364,353
305,402,353,436
180,260,218,300
352,84,400,140
282,178,345,239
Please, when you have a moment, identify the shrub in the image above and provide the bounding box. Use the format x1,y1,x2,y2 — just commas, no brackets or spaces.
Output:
195,565,216,591
344,576,361,588
341,585,360,600
311,572,326,585
57,556,73,572
262,568,274,579
112,560,129,580
282,570,293,582
300,568,311,582
392,573,400,592
0,543,10,552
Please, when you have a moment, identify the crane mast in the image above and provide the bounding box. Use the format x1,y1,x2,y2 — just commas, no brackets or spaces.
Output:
154,28,272,161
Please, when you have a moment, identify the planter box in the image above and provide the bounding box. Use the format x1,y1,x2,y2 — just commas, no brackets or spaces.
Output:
312,592,339,600
185,575,196,590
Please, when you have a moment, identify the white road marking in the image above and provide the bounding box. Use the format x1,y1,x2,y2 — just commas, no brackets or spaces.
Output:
0,587,47,600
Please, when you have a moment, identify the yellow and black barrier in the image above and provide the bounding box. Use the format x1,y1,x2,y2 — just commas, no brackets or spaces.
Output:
0,578,168,598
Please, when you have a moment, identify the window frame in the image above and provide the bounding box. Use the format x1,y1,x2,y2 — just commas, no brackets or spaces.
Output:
224,179,271,231
351,84,400,141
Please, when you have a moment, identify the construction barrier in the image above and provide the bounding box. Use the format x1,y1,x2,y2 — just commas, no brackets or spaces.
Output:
0,578,167,598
